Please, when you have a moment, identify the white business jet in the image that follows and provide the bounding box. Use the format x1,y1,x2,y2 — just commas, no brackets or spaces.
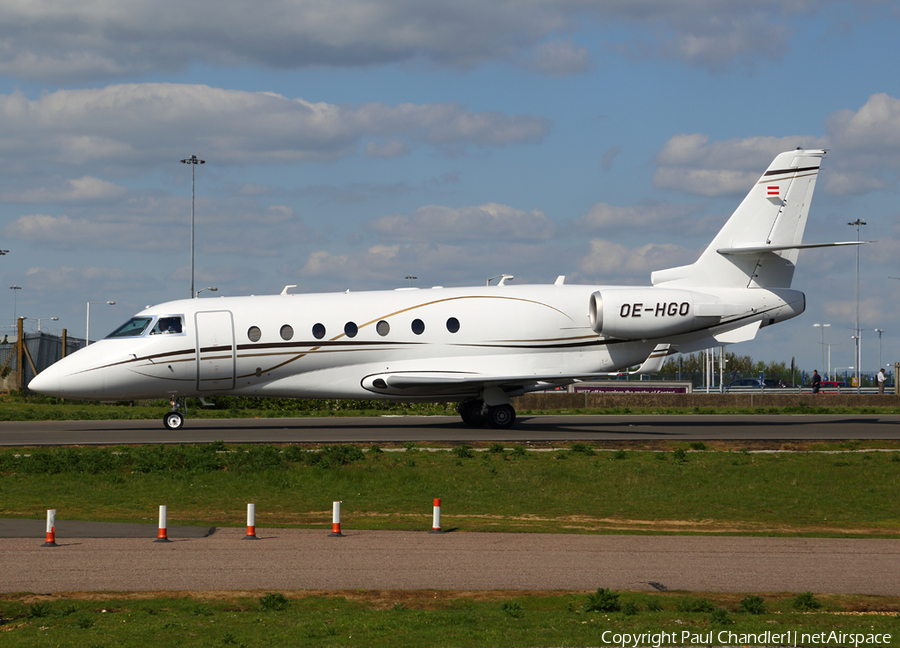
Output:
30,148,854,430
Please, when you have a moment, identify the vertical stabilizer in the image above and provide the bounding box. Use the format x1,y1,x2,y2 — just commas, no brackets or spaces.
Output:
652,149,825,289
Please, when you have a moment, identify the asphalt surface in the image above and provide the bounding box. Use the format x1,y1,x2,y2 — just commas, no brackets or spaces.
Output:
1,413,899,445
4,527,899,595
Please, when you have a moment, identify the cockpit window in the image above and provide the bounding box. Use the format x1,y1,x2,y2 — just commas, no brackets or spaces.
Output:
150,316,184,335
106,317,153,338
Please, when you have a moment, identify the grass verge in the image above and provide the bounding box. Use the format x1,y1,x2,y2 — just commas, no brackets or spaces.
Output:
2,443,899,536
1,590,898,648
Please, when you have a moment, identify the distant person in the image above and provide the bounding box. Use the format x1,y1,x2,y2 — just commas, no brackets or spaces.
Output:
811,370,821,394
877,368,886,395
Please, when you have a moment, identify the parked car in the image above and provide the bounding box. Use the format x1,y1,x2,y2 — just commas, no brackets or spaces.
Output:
819,380,848,391
725,378,778,390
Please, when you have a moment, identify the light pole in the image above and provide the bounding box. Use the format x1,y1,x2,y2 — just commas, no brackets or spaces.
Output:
824,342,840,379
180,155,205,299
196,286,217,298
875,328,885,370
86,301,115,345
35,317,58,332
848,218,866,392
813,323,830,373
405,275,417,286
9,285,21,325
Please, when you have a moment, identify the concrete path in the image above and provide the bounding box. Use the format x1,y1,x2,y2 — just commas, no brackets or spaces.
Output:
3,526,898,595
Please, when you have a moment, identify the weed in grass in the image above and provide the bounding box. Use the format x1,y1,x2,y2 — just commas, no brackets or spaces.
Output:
613,449,628,460
677,597,715,613
259,592,290,612
583,588,621,613
501,601,524,618
403,442,419,453
511,446,526,458
369,444,383,454
738,595,767,614
452,445,474,459
689,442,707,451
622,600,640,616
655,452,667,461
27,601,52,618
645,599,663,612
892,454,900,462
792,591,822,611
406,458,417,468
709,607,733,625
672,448,687,464
489,443,505,454
554,450,568,460
569,443,595,455
76,613,94,629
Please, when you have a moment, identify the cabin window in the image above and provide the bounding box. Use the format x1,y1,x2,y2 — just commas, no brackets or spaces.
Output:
344,322,358,338
446,317,460,333
247,326,262,342
411,319,425,335
312,323,326,339
150,316,183,335
376,320,390,336
106,317,152,338
280,325,294,341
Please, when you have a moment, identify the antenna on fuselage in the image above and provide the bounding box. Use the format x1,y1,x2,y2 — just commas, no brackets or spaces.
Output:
487,274,514,286
281,285,297,295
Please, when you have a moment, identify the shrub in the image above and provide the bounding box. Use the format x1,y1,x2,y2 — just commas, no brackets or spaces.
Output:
645,599,663,612
569,443,595,455
27,601,52,618
672,448,687,464
738,595,767,615
709,607,732,625
622,600,640,616
689,442,707,451
511,446,527,458
677,597,714,613
488,443,505,454
453,445,474,459
259,592,289,612
792,592,822,611
502,601,524,618
583,588,621,613
613,449,628,460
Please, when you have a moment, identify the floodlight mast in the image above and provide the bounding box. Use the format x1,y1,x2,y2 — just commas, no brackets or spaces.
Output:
180,155,205,299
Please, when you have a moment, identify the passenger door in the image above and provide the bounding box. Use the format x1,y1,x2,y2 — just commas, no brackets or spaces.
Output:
195,310,236,391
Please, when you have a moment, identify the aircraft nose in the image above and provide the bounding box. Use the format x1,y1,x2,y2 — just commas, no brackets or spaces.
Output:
28,367,59,396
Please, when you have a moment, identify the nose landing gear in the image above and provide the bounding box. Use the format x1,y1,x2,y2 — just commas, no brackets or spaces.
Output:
163,398,186,430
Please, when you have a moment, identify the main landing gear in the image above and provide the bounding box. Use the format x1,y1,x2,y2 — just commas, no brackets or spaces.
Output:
163,398,186,430
458,399,516,429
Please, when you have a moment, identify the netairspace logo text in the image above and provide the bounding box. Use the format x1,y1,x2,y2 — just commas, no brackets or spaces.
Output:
600,630,892,647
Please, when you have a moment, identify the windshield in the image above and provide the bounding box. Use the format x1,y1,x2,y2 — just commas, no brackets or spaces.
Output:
106,317,153,338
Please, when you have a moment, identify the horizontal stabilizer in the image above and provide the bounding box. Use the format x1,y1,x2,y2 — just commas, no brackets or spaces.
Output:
717,241,869,255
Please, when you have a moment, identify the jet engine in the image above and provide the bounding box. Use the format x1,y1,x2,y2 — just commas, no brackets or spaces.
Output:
588,289,730,340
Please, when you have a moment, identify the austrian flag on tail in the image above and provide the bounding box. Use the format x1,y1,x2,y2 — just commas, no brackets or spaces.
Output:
767,185,780,196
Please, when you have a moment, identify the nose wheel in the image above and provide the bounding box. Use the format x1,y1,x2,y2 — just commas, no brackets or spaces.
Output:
163,398,186,430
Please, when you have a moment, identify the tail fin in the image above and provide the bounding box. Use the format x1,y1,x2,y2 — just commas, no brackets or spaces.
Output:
652,148,825,289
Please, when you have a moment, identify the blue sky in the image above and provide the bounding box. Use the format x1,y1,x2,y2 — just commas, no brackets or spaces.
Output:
1,0,899,376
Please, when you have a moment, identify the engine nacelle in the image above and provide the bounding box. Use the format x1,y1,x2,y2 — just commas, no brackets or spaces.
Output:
588,289,726,340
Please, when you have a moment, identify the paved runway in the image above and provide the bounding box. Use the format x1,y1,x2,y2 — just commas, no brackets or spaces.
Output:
1,413,899,445
4,527,898,595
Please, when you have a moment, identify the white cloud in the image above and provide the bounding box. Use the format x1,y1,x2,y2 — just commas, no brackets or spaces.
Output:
0,84,549,176
575,201,706,235
0,1,854,83
2,176,128,203
578,239,696,280
369,203,556,243
23,265,163,293
654,133,826,196
520,39,593,77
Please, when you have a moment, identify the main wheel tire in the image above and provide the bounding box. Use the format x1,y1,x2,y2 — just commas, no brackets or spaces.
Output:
163,411,185,430
458,400,487,426
487,404,516,429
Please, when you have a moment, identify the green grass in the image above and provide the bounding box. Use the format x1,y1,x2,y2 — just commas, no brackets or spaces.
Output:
4,392,900,421
2,591,898,648
2,444,900,535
